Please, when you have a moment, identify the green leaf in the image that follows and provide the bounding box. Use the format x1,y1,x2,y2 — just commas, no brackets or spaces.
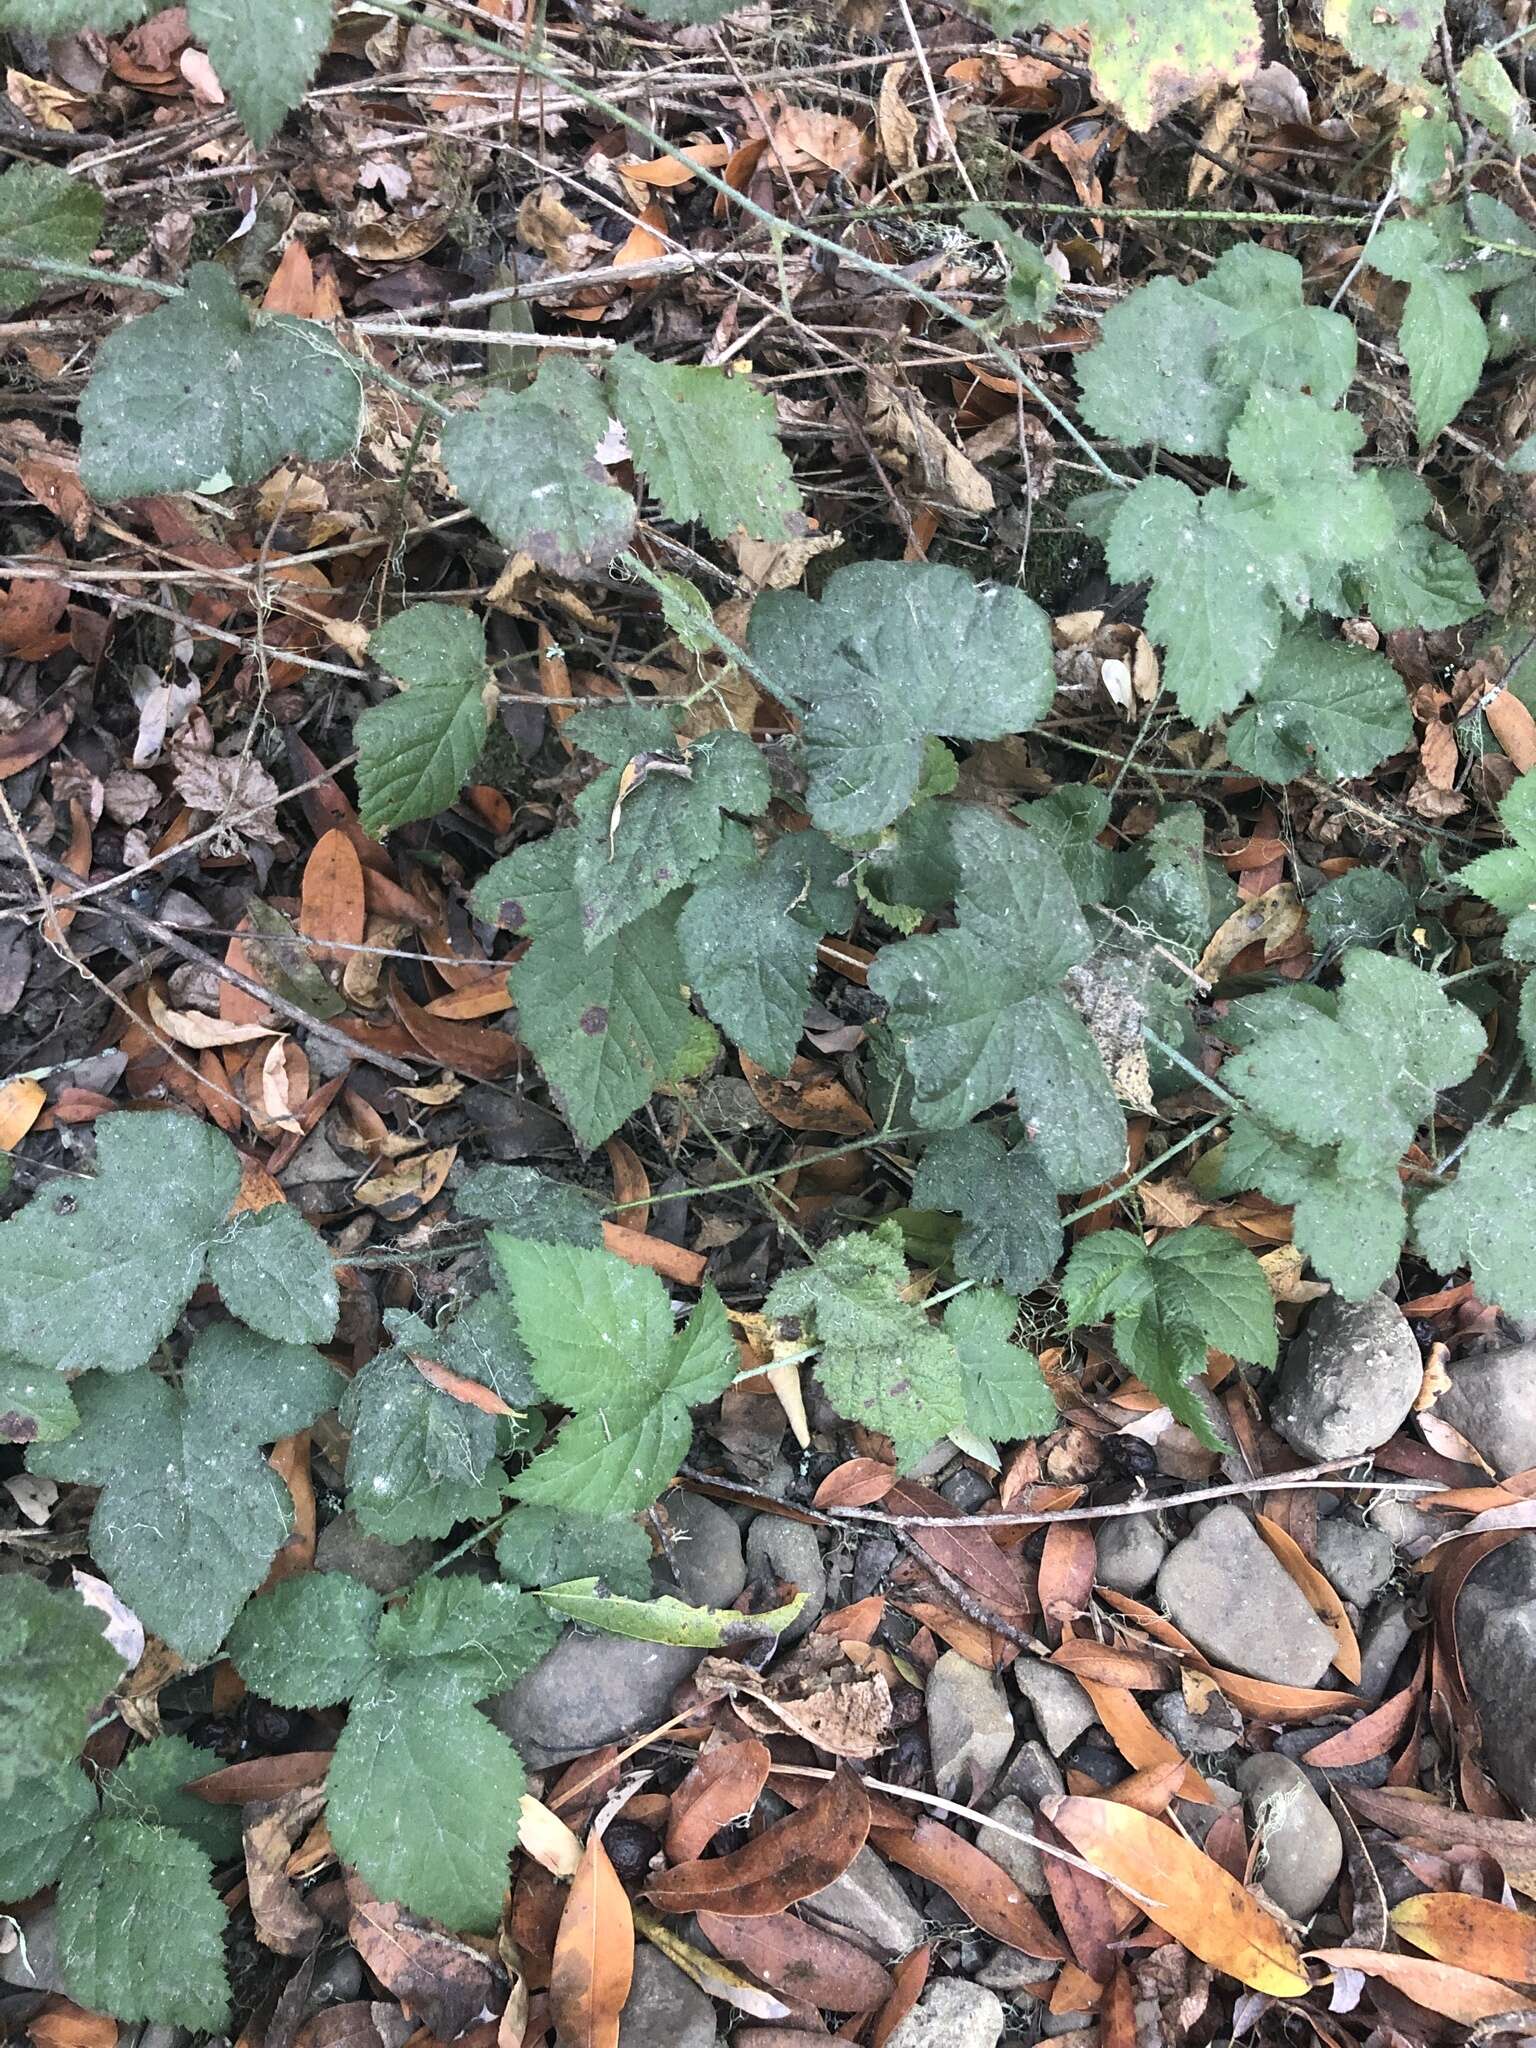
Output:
1062,1225,1276,1446
621,0,738,28
1226,628,1412,784
571,728,770,946
1106,477,1280,726
374,1576,556,1697
0,1110,239,1375
1347,471,1482,629
1457,771,1536,956
869,808,1127,1184
0,0,147,27
1400,268,1487,445
1225,392,1398,612
0,1765,96,1897
912,1125,1063,1296
423,1292,540,1410
228,1571,384,1709
0,1354,78,1445
185,0,331,146
1325,0,1446,87
100,1735,243,1865
1458,47,1536,153
1120,804,1237,959
57,1820,230,2031
0,1579,126,1800
243,895,347,1021
79,264,360,501
1031,0,1261,129
943,1287,1056,1443
1307,868,1415,957
494,1240,736,1513
440,358,635,578
496,1505,653,1596
605,347,801,541
328,1684,526,1932
475,839,712,1148
1414,1122,1536,1316
29,1326,340,1662
0,164,104,315
457,1165,604,1247
680,830,842,1074
960,204,1058,321
1018,784,1115,903
537,1578,806,1645
747,561,1054,834
356,605,492,835
1076,245,1354,456
340,1344,506,1543
766,1221,965,1468
206,1203,339,1344
1220,1120,1408,1299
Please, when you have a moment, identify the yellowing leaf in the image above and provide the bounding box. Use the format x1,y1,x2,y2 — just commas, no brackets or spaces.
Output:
1043,1794,1309,1995
1310,1947,1525,2023
1391,1893,1536,1985
550,1833,634,2048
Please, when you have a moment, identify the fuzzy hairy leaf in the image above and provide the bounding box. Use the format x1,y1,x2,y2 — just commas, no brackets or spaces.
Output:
911,1124,1063,1296
766,1221,965,1467
1369,218,1488,444
1225,629,1412,784
228,1570,385,1710
1063,1225,1276,1445
100,1734,243,1865
1307,869,1415,957
943,1286,1055,1443
440,359,635,578
869,808,1127,1184
1325,0,1446,88
496,1505,653,1596
371,1576,557,1698
357,605,492,835
57,1820,230,2031
473,838,713,1148
1106,477,1280,725
0,1763,96,1897
456,1165,604,1247
1414,1120,1536,1316
79,264,359,500
1347,472,1483,629
186,0,331,145
205,1203,339,1344
747,561,1053,834
0,1110,239,1375
570,727,770,947
340,1343,506,1543
0,1579,126,1800
605,347,801,540
0,163,104,315
493,1239,736,1512
1076,245,1355,455
1119,804,1237,959
679,828,851,1074
0,0,146,25
29,1326,340,1662
0,1355,78,1445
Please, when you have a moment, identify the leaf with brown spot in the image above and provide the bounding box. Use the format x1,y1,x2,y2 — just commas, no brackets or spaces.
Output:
872,1818,1066,1960
696,1911,894,2012
550,1833,633,2048
1043,1795,1308,1996
646,1765,870,1916
665,1739,772,1865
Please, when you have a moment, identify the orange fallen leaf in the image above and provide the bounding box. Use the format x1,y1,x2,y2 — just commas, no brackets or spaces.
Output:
1309,1947,1526,2022
410,1353,519,1417
647,1765,869,1916
550,1832,633,2048
0,1076,45,1151
601,1221,706,1287
873,1818,1066,1960
1256,1514,1362,1684
1043,1795,1309,1996
299,827,366,966
1391,1892,1536,1984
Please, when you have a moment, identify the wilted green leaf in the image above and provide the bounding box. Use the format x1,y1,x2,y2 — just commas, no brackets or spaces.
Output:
440,358,635,577
0,163,104,315
748,561,1054,834
29,1325,340,1662
766,1221,965,1467
1307,868,1415,957
960,204,1058,321
79,264,360,500
536,1578,806,1645
456,1165,604,1247
0,1110,239,1375
605,346,801,540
